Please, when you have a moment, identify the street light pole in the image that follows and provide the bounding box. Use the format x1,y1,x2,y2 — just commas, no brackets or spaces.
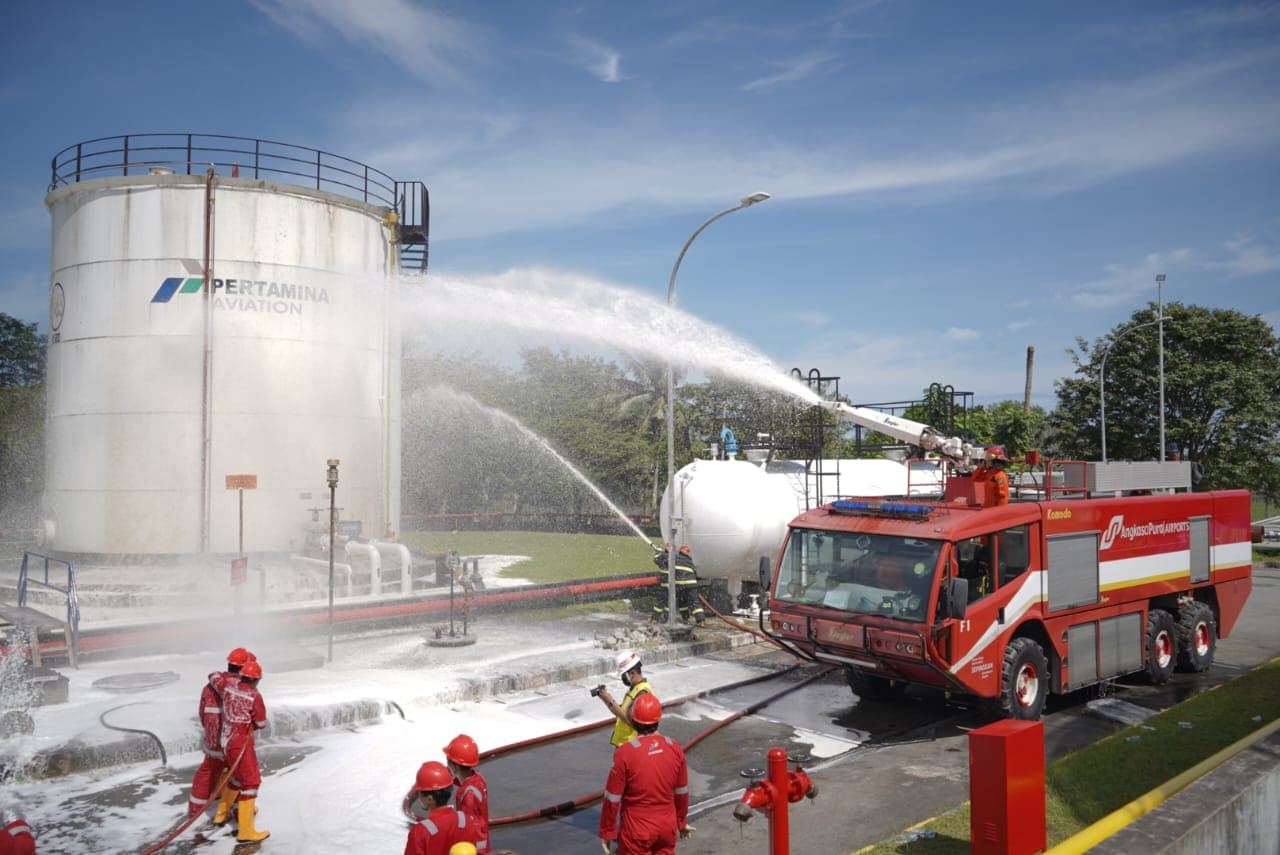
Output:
1156,273,1167,462
664,192,770,626
326,458,339,663
1098,320,1159,463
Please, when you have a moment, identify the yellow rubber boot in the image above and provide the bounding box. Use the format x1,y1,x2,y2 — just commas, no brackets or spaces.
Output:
212,788,239,825
236,798,270,842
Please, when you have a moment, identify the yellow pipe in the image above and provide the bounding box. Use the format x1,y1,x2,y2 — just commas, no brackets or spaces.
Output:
1046,713,1280,854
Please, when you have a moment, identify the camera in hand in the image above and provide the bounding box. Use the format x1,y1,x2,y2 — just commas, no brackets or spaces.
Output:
590,684,606,697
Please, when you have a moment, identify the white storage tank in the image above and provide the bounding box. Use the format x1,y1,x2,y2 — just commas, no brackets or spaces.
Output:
42,136,419,556
659,457,943,591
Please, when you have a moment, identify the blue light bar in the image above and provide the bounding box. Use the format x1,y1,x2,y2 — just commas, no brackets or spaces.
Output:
830,499,933,519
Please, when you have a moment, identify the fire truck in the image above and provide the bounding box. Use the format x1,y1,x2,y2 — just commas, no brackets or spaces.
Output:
758,401,1254,719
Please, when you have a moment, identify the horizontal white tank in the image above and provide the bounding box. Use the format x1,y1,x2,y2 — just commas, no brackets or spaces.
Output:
659,457,943,590
44,174,400,555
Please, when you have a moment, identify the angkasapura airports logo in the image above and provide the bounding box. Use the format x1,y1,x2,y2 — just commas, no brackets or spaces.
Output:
150,269,330,316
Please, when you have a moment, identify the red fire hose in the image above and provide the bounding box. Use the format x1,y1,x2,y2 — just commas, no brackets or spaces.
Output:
138,740,249,855
489,665,834,826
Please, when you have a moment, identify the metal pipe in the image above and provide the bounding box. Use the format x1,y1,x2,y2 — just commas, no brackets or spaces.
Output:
199,167,216,552
664,192,770,625
344,541,384,595
371,540,414,595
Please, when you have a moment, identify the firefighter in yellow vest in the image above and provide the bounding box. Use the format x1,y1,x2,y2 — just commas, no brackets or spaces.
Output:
593,650,653,747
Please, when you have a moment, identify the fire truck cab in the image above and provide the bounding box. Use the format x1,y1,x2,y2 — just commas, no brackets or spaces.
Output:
761,461,1253,719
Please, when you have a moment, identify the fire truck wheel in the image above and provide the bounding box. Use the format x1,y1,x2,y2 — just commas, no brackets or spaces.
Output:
845,669,906,701
1175,602,1216,673
994,637,1047,720
1144,609,1177,684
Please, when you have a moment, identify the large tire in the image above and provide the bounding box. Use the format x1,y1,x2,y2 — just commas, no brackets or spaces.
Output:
1144,609,1177,684
991,637,1048,720
845,669,906,701
1176,601,1216,673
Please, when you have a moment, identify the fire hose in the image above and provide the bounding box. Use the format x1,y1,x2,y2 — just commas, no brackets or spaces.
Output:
98,702,167,766
488,664,834,826
698,593,785,647
138,739,249,854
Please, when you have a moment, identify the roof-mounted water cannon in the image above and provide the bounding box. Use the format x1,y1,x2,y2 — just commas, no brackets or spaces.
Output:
817,401,987,469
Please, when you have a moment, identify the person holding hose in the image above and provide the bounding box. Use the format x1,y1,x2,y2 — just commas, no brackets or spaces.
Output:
594,650,652,748
598,693,691,854
213,659,269,842
187,647,253,819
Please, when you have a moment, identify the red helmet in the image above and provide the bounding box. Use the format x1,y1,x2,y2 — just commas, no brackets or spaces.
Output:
414,760,453,791
240,660,263,680
630,692,662,726
443,734,479,767
678,545,691,556
985,446,1008,463
227,647,253,667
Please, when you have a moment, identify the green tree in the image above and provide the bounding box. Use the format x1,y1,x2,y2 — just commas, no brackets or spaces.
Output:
0,314,46,534
1047,303,1280,496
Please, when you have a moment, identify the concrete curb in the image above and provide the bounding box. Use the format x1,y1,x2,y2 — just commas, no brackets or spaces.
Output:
5,627,761,780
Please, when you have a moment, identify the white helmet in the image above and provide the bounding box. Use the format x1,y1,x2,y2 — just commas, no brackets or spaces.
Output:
616,650,641,676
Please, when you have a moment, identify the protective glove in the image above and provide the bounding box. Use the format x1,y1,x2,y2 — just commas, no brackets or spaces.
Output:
600,839,618,854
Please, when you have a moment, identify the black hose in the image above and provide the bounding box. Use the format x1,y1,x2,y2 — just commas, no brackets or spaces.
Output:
98,702,167,766
384,699,408,720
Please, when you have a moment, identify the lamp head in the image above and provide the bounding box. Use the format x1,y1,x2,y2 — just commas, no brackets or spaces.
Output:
740,192,771,206
326,458,340,488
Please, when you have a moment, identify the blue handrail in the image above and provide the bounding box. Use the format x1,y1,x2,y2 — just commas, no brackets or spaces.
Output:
17,551,79,668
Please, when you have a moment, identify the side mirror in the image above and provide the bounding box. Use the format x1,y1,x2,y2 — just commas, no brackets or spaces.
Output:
947,577,969,620
758,556,772,593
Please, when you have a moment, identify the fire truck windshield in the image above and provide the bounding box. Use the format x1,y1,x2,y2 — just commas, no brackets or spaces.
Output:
773,529,942,622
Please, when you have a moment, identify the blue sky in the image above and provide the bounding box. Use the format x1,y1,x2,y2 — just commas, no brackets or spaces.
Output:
2,1,1278,407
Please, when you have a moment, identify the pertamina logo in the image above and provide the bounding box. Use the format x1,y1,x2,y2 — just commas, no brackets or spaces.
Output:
150,260,329,316
1099,514,1191,551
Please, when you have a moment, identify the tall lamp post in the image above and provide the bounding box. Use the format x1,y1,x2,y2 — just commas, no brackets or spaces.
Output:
326,458,339,662
1156,273,1167,461
1098,321,1159,463
664,192,770,626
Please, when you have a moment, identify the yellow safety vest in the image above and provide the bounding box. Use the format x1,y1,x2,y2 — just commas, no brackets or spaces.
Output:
609,679,651,747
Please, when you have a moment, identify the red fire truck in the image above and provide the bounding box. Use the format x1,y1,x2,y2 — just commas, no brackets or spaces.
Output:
758,402,1253,719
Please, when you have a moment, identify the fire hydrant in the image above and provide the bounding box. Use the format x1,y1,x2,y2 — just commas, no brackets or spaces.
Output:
732,747,818,855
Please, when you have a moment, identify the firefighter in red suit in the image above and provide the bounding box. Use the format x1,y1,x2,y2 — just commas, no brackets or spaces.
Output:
444,734,490,854
213,659,270,842
404,761,479,855
599,693,691,855
0,814,35,855
187,647,253,817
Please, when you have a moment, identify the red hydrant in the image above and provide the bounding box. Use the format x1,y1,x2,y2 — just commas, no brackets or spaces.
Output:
732,747,818,855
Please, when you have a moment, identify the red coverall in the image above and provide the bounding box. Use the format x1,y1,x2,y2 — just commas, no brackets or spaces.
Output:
220,677,267,801
0,818,35,855
455,772,490,853
187,670,231,816
403,805,477,855
599,733,689,855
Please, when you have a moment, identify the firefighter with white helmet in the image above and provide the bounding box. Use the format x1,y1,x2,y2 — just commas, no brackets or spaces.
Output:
444,734,490,853
594,650,653,747
404,761,479,855
599,693,691,854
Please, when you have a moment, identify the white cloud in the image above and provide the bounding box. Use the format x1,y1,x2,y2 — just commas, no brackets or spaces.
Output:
1206,234,1280,276
1063,249,1192,309
1005,319,1036,331
566,36,627,83
741,53,841,92
250,0,480,85
944,327,980,341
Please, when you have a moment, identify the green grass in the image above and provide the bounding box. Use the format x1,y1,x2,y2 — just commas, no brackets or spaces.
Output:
861,658,1280,853
399,530,657,583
